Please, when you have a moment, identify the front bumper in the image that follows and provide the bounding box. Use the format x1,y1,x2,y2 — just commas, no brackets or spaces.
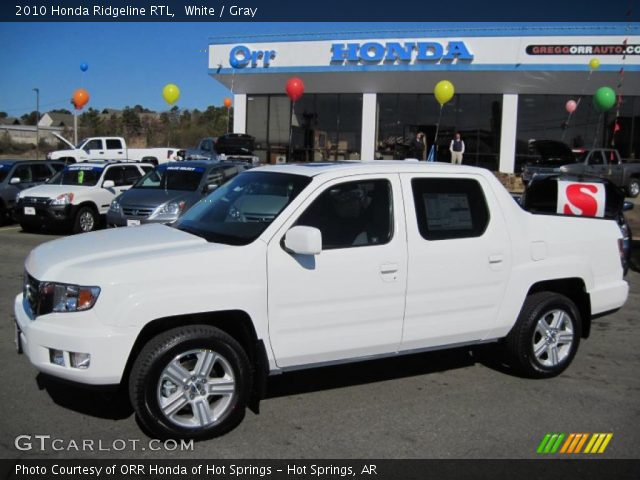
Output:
14,293,136,385
14,201,77,229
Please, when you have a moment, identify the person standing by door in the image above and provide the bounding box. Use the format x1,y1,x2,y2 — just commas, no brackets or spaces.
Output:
449,132,465,165
410,132,426,160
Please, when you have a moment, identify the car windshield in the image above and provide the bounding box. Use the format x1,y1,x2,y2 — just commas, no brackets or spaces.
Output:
134,165,206,191
48,165,104,186
174,171,311,246
0,163,13,182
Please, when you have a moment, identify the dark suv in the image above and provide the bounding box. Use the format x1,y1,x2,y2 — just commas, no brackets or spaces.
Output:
0,160,64,224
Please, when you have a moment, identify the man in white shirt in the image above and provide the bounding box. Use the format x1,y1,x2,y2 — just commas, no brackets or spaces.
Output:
449,132,465,165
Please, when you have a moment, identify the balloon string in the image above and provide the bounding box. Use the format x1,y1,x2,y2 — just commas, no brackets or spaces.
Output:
288,101,295,162
433,105,443,147
591,112,604,149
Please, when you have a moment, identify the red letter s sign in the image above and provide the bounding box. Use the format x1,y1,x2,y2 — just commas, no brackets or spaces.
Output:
557,181,605,217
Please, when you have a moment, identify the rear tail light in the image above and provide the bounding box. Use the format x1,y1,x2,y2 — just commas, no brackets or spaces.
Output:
618,238,625,267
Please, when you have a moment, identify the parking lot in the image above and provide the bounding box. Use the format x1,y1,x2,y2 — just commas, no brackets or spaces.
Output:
0,206,639,460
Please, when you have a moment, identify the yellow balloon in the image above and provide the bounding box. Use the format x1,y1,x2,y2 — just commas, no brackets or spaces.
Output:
434,80,455,106
589,58,600,70
162,83,180,105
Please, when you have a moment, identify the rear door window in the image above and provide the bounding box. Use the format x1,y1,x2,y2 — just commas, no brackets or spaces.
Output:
411,178,490,240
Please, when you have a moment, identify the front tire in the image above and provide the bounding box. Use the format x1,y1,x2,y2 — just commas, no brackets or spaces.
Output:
505,292,581,378
129,325,251,440
73,206,97,234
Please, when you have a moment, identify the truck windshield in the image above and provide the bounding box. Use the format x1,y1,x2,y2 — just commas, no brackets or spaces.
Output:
133,165,205,191
174,171,311,245
49,166,104,186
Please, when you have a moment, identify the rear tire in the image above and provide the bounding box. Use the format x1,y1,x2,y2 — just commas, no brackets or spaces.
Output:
627,179,640,198
129,325,251,440
505,292,581,378
73,206,98,234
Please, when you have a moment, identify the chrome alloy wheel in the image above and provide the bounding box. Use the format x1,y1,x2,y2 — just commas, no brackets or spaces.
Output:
532,309,575,367
157,349,236,428
79,211,95,232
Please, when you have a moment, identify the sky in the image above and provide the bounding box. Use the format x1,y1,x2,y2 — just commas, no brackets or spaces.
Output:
0,22,449,117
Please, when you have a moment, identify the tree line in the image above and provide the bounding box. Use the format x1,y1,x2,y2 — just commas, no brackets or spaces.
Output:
1,105,234,149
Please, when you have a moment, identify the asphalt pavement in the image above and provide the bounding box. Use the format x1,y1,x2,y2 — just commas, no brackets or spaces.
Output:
0,210,638,460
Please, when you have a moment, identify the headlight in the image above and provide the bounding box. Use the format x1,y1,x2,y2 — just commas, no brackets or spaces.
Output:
15,192,21,204
559,166,569,173
148,201,186,221
109,198,122,213
49,193,74,206
39,282,100,314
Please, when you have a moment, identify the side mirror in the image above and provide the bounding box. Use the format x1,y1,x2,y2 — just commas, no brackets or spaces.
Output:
10,177,20,185
284,226,322,256
103,180,115,189
623,201,634,212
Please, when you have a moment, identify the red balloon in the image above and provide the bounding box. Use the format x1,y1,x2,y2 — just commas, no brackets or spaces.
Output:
72,88,90,110
223,97,232,108
285,77,304,102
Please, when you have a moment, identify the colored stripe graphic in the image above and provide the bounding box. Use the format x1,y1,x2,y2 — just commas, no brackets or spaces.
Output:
537,433,565,454
538,433,613,454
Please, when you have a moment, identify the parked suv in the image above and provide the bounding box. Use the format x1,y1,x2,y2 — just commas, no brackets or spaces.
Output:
0,160,64,224
14,161,152,233
107,161,249,227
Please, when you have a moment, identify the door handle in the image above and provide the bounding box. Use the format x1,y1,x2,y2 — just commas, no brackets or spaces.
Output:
379,263,399,282
380,263,399,274
488,255,504,264
99,151,104,154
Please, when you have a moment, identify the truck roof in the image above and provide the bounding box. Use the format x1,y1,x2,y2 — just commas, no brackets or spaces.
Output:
250,160,491,178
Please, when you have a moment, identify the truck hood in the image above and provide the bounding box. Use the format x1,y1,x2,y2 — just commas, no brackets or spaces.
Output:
26,223,211,282
18,183,95,199
118,188,198,208
51,132,76,149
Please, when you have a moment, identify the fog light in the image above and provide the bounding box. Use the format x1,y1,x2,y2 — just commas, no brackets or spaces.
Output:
49,349,65,366
70,352,91,369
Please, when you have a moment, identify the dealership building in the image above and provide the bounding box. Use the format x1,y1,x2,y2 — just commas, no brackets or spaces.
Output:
209,24,640,172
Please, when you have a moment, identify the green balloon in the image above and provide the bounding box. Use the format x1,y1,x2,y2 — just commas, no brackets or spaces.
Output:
593,86,616,112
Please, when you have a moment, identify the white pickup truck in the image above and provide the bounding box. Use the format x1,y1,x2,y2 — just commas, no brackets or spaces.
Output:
47,134,183,165
14,162,628,439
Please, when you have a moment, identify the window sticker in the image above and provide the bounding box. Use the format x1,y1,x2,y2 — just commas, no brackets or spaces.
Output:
78,170,85,184
424,193,473,231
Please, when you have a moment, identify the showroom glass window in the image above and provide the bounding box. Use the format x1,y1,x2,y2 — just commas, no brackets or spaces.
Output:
246,94,362,164
377,94,502,170
516,95,640,172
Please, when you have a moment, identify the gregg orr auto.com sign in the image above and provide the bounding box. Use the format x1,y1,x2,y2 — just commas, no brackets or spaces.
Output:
527,44,640,55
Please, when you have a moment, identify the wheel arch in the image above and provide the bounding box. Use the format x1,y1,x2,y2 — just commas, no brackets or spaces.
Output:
121,310,268,412
526,277,591,338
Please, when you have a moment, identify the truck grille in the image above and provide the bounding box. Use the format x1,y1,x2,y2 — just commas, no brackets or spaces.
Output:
122,206,154,217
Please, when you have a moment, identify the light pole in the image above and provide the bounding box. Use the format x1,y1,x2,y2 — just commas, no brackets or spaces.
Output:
32,88,39,160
